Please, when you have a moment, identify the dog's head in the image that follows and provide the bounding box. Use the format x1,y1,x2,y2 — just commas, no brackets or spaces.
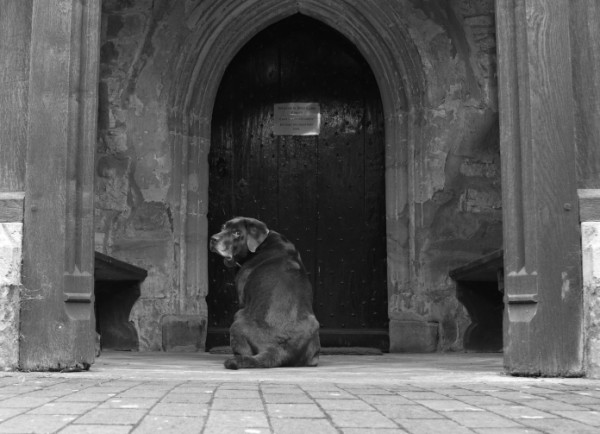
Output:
209,217,270,267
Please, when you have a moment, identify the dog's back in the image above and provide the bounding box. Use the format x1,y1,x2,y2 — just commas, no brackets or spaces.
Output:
210,217,321,369
229,231,320,369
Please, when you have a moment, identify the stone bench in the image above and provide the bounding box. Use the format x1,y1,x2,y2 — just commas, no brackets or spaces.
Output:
94,252,147,351
449,250,504,352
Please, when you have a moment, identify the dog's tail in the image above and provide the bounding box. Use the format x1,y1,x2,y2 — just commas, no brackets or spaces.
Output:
224,347,285,370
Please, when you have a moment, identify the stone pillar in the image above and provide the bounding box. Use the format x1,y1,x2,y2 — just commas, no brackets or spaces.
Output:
161,118,209,352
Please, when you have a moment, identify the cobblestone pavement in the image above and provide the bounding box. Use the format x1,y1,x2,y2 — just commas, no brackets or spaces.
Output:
1,352,600,433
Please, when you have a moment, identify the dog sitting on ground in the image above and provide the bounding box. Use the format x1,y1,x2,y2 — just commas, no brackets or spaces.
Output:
209,217,320,369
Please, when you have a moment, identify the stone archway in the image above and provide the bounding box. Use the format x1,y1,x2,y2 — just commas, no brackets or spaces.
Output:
167,0,427,350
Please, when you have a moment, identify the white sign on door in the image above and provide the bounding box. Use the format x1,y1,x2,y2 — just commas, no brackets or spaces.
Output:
273,103,320,136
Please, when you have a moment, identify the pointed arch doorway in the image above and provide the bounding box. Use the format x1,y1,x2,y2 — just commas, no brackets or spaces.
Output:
169,0,422,355
206,15,389,349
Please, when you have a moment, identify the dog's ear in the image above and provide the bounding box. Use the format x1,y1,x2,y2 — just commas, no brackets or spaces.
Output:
245,218,269,252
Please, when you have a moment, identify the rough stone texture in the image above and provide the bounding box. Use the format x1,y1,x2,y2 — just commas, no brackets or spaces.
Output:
389,320,439,352
161,315,206,352
388,0,501,351
581,222,600,378
0,223,22,370
96,0,182,351
97,0,501,352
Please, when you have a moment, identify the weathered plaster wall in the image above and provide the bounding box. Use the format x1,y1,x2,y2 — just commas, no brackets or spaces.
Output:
582,222,600,377
391,0,501,350
0,223,22,370
97,0,183,350
97,0,501,351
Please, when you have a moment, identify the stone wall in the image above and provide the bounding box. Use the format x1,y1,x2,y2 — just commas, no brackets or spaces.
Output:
97,0,182,350
97,0,501,351
580,190,600,378
0,222,22,370
582,222,600,377
389,0,502,350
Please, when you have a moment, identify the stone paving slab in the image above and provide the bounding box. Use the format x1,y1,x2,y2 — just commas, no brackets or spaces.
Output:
0,352,600,433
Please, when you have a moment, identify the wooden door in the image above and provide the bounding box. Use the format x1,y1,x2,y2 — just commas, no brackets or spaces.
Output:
19,0,100,370
207,15,388,349
496,1,583,375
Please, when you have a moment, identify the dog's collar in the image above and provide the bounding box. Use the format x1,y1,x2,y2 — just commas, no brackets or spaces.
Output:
256,229,270,251
234,230,271,265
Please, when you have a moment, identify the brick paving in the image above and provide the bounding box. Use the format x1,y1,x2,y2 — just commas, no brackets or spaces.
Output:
0,352,600,433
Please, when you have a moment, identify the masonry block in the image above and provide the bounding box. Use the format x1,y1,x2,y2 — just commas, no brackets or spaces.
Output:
389,319,438,353
161,315,206,352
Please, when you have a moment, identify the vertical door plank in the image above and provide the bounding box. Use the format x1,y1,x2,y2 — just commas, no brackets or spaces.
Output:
0,0,31,192
277,135,318,285
363,92,388,328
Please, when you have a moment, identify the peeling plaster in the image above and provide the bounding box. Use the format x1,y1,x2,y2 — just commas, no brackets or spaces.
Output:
0,223,22,369
582,223,600,376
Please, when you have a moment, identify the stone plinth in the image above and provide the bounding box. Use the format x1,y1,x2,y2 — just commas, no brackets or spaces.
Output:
161,315,206,352
389,319,438,353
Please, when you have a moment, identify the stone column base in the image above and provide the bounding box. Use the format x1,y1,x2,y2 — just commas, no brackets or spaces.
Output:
389,319,438,352
161,315,206,352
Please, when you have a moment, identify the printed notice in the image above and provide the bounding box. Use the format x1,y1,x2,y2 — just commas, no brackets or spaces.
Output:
273,103,320,136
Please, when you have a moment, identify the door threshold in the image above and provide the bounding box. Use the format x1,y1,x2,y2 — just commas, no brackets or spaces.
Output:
206,328,389,351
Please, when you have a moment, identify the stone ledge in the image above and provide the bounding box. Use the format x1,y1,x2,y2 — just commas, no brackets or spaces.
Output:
579,189,600,222
0,192,24,223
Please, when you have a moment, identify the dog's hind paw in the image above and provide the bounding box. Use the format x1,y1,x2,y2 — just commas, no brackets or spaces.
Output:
224,357,240,370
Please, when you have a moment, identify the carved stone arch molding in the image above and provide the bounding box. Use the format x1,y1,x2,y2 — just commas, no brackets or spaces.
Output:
167,0,427,347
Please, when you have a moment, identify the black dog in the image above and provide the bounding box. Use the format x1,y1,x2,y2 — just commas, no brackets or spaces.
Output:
209,217,320,369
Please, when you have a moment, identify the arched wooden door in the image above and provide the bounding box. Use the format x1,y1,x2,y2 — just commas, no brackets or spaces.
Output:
207,15,388,349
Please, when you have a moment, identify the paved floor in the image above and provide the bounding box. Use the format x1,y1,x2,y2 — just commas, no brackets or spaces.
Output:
1,351,600,433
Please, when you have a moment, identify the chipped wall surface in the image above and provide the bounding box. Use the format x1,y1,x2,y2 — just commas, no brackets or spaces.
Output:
0,223,22,369
97,0,180,350
98,0,501,351
582,223,600,377
388,0,502,349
